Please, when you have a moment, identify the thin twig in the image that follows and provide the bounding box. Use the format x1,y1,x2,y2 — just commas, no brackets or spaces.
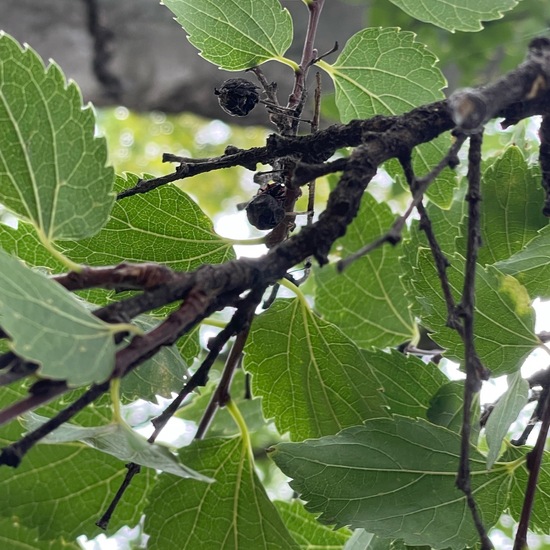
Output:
338,134,466,271
455,131,493,550
513,383,550,549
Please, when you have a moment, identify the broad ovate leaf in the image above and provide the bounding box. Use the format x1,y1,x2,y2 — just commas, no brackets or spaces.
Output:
314,192,414,348
0,33,114,242
388,0,519,32
144,436,299,549
162,0,293,70
244,298,388,441
272,416,509,550
60,173,235,270
457,147,547,266
324,28,445,121
0,248,117,386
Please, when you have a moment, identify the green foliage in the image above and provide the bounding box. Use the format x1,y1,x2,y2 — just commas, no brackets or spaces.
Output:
0,384,154,541
387,0,519,32
0,34,114,248
144,436,299,549
314,192,414,347
322,28,446,121
0,247,118,386
272,416,509,549
409,251,539,375
244,298,389,441
484,372,529,468
162,0,294,70
1,1,550,549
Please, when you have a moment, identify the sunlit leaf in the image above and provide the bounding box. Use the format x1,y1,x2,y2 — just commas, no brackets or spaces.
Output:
324,28,445,121
60,173,235,270
321,28,453,207
314,192,414,348
272,416,509,549
0,248,117,386
388,0,519,32
144,436,299,549
162,0,293,70
485,371,529,468
24,413,210,481
0,33,114,243
244,298,388,441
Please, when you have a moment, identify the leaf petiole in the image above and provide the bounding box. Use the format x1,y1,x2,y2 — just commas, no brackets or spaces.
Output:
226,399,252,458
278,277,311,310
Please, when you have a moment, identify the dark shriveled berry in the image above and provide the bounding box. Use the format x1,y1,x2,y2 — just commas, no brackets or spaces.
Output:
246,194,285,230
214,78,260,117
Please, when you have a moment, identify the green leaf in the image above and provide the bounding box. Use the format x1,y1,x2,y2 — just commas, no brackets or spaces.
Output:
0,33,114,242
144,436,299,549
271,416,510,550
0,173,234,274
321,28,454,208
387,0,519,32
427,381,481,445
401,190,466,299
274,500,351,549
162,0,293,70
0,433,154,540
0,517,79,550
120,316,195,402
427,381,465,434
363,348,447,419
323,28,445,121
495,224,550,298
244,298,389,441
24,413,210,481
410,251,539,375
457,147,547,266
504,446,550,534
485,371,529,468
60,173,235,270
314,192,414,348
179,370,267,436
0,248,117,386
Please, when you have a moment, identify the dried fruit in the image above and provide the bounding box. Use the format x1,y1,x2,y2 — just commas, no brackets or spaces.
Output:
246,183,286,230
214,78,260,117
